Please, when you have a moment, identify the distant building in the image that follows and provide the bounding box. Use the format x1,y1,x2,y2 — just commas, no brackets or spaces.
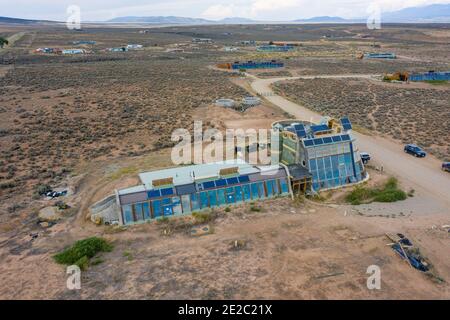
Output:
231,60,284,70
242,96,261,107
192,38,213,44
224,46,239,52
72,40,96,45
107,47,129,52
363,52,396,59
114,160,292,225
257,45,295,52
409,71,450,82
238,40,256,46
127,44,143,50
61,49,86,55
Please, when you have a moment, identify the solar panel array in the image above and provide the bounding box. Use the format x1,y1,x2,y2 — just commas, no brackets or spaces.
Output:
293,123,307,138
201,175,251,190
148,187,174,199
310,124,331,134
340,117,353,131
303,134,351,147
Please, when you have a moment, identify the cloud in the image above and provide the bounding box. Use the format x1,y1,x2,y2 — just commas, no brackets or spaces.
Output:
201,4,235,20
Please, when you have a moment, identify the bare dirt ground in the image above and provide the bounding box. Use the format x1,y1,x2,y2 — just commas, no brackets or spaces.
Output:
0,23,449,300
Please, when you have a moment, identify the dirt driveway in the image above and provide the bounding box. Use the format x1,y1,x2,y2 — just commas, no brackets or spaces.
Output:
249,75,450,210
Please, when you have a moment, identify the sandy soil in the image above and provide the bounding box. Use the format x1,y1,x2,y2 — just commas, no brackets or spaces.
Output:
0,197,448,300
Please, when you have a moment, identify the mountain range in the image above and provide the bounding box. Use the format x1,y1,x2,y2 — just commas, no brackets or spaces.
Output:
0,4,449,25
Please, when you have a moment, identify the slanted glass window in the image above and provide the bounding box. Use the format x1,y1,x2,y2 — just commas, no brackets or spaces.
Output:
273,179,280,194
279,178,289,194
309,159,317,170
163,205,173,216
208,190,217,207
251,183,260,199
243,184,251,201
235,186,243,203
172,197,182,215
200,192,209,209
217,189,226,205
122,205,133,224
266,180,274,197
161,188,174,196
190,193,200,211
134,203,144,222
181,195,191,214
142,202,151,220
152,200,162,218
257,182,266,198
225,187,235,204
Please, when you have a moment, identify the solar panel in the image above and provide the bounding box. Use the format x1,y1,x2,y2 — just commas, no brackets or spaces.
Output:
311,124,330,133
322,137,333,144
238,175,250,183
332,136,342,142
160,188,174,196
313,138,324,145
148,189,161,199
226,177,239,185
304,139,314,147
295,129,307,138
340,117,353,131
293,124,305,130
341,134,351,141
215,179,227,187
203,181,216,189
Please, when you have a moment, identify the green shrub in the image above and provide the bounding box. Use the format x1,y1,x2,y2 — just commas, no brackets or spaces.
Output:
192,212,212,224
53,237,112,268
345,177,407,205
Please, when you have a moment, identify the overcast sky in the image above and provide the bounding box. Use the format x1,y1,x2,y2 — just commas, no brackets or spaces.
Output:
1,0,449,21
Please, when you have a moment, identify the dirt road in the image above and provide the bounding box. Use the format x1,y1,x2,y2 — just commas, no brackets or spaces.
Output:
249,75,450,209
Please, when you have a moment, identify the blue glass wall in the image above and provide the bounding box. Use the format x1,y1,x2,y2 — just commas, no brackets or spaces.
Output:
305,139,365,191
121,177,290,225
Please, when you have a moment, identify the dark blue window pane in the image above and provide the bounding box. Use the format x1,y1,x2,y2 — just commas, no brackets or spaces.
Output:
313,138,324,145
226,177,239,185
251,183,260,199
324,157,332,168
280,179,289,194
215,179,227,187
148,189,161,199
332,136,342,142
203,181,215,189
225,187,235,204
190,194,200,211
200,192,209,209
323,137,333,144
208,190,217,207
162,198,171,205
217,189,226,205
304,139,314,147
243,185,251,201
152,200,162,218
341,135,350,141
309,159,317,170
142,202,151,220
317,158,324,170
161,188,174,196
238,175,250,183
257,182,266,198
235,186,243,202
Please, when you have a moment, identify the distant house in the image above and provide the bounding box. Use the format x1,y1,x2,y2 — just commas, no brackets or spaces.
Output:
224,46,238,52
192,38,213,44
215,99,236,108
127,44,143,50
62,49,86,55
107,47,129,52
363,52,396,59
72,40,96,45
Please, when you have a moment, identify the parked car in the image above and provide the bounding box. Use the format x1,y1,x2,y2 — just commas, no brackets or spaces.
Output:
404,144,426,157
442,162,450,172
360,152,371,164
